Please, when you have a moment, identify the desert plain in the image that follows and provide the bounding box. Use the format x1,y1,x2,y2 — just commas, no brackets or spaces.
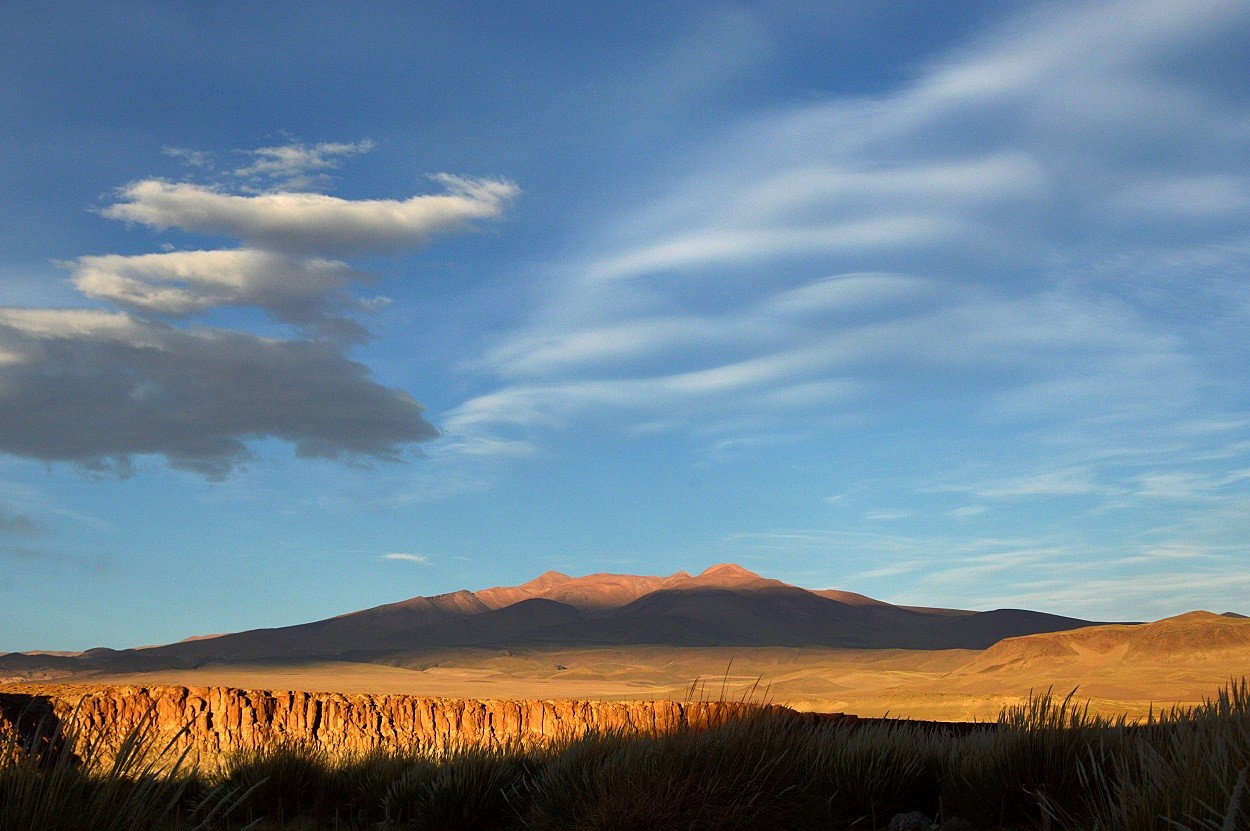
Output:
64,615,1247,722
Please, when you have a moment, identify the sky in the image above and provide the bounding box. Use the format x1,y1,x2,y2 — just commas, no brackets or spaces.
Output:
2,0,1249,651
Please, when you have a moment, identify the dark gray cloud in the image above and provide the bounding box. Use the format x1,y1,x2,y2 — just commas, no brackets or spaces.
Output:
0,544,55,560
0,308,437,478
0,544,107,575
0,506,42,536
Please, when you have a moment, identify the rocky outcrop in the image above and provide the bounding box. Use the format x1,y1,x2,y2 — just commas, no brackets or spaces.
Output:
1,685,793,764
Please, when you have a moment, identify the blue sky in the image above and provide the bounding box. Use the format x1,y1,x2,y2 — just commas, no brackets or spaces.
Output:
2,0,1249,651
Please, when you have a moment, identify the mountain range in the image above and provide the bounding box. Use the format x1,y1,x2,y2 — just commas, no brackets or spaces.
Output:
1,564,1113,677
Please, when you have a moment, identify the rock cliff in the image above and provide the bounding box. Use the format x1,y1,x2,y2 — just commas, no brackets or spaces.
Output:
1,685,792,764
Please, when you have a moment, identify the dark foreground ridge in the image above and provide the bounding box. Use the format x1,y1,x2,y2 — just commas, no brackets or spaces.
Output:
2,682,1247,830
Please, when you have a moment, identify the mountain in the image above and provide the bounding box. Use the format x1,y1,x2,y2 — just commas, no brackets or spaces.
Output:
0,564,1112,677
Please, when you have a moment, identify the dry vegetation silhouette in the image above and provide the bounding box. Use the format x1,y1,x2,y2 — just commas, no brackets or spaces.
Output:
2,682,1249,830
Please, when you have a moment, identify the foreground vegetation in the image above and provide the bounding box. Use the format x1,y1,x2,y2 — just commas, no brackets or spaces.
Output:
2,683,1248,830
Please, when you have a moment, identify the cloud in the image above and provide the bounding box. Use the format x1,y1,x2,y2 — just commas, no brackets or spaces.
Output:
445,0,1247,465
864,510,911,522
588,216,962,283
103,174,519,256
382,552,429,564
70,249,374,340
1131,469,1250,501
971,468,1110,500
1108,174,1250,220
730,521,1250,619
0,506,42,536
232,140,375,183
0,308,437,478
477,273,935,378
0,544,48,559
0,142,523,478
0,543,106,573
954,569,1250,621
439,435,538,459
450,279,1188,433
163,140,376,188
446,343,855,432
163,146,214,169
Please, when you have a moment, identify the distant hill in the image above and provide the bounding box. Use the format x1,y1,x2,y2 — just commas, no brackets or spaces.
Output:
959,610,1250,675
1,564,1111,678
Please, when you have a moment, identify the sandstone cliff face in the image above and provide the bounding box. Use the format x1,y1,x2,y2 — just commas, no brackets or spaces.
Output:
1,685,787,764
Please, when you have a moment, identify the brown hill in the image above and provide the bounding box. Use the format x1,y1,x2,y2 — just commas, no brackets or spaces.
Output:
0,563,1109,678
962,610,1250,675
896,611,1250,714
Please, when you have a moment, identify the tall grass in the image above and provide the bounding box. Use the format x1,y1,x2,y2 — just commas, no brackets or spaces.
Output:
3,681,1249,829
0,705,249,831
1079,682,1250,831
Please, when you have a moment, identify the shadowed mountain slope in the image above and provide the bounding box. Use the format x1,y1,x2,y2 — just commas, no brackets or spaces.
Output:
1,564,1112,675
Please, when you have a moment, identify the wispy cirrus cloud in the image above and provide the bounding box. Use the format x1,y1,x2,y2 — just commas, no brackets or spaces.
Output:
726,523,1250,619
382,552,429,564
232,139,375,186
446,0,1248,466
448,277,1191,434
165,140,378,190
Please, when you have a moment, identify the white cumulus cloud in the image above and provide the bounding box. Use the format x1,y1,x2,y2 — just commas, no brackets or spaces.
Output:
70,249,374,340
103,174,519,256
71,249,364,313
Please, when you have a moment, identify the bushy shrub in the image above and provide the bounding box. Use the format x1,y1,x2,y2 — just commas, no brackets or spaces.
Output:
384,745,540,830
800,719,949,827
528,716,808,831
216,739,331,824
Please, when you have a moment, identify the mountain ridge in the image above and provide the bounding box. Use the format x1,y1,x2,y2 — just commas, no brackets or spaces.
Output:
0,563,1114,678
